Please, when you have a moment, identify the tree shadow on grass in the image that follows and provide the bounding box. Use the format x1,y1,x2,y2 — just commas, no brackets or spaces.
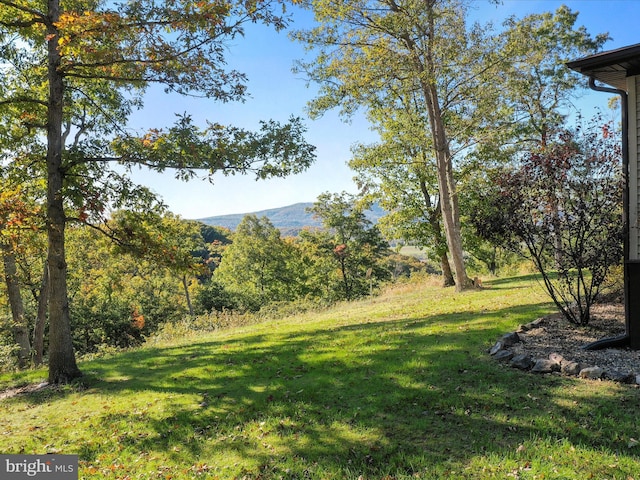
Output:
484,272,544,288
5,300,640,478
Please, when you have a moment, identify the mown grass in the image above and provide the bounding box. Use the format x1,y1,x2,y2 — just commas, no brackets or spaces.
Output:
1,274,640,479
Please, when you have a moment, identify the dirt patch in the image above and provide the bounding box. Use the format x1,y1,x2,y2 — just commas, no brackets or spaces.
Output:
0,381,50,400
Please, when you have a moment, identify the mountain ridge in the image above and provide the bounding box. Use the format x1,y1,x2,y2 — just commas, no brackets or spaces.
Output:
197,202,385,234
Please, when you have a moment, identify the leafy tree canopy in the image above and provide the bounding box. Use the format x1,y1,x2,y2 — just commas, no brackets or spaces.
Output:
0,0,315,383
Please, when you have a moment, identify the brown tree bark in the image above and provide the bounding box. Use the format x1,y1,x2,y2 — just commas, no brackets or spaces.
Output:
33,261,48,366
46,0,81,383
182,275,194,317
418,178,455,287
2,247,31,368
419,11,471,291
428,114,471,291
439,250,455,288
398,4,471,291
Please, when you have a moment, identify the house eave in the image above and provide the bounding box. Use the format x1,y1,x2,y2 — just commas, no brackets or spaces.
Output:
566,43,640,91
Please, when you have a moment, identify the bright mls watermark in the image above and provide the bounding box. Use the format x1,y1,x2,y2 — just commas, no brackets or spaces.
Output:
0,455,78,479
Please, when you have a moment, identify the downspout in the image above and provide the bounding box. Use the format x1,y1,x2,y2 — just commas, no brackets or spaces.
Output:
583,77,631,349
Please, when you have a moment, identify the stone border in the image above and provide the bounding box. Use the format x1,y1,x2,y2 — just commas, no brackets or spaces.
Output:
488,318,640,385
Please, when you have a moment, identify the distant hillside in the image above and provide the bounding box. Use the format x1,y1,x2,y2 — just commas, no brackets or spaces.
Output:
198,202,386,235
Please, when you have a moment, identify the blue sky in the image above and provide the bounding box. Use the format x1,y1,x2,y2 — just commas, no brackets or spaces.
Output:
126,0,640,219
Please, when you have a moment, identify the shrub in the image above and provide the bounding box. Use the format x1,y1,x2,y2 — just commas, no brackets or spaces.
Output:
194,280,237,314
149,310,257,344
0,343,20,371
474,118,623,325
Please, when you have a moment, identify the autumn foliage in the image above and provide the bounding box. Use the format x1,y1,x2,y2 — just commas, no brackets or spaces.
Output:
0,0,315,381
474,117,624,325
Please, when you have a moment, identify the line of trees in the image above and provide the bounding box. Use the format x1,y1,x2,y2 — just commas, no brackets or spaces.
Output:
0,0,624,380
1,192,425,364
215,192,393,308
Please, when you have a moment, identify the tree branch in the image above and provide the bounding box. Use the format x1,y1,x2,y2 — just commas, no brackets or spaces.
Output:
0,97,48,107
0,0,47,26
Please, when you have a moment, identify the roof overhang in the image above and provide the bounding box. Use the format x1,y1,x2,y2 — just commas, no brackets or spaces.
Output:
567,43,640,91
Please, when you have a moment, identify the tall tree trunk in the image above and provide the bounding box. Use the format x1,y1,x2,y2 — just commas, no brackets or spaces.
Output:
182,275,194,316
33,261,49,366
398,4,471,292
420,81,470,290
2,247,31,368
338,255,351,300
431,132,470,291
419,178,455,287
439,251,455,287
489,247,497,276
46,0,81,383
422,5,469,291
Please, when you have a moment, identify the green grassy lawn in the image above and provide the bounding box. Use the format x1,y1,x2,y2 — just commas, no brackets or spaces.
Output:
1,275,640,479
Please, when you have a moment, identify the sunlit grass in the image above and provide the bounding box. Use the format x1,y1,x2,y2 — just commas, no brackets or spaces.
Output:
1,274,639,478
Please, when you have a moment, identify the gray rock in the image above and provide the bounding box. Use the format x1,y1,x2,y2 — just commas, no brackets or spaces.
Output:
560,361,583,376
493,350,514,362
528,318,545,328
636,374,640,385
548,352,564,364
520,319,543,332
500,332,521,347
489,341,504,356
531,359,560,373
579,366,604,379
604,370,635,384
510,354,534,370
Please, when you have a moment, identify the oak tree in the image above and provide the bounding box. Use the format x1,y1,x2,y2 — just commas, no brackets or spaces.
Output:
0,0,315,383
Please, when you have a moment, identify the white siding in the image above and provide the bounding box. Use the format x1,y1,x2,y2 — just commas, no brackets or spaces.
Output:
630,75,640,260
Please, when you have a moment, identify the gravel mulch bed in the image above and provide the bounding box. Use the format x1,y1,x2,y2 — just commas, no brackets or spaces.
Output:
494,303,640,382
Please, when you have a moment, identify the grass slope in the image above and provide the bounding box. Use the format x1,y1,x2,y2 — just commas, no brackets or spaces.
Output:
1,275,640,479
